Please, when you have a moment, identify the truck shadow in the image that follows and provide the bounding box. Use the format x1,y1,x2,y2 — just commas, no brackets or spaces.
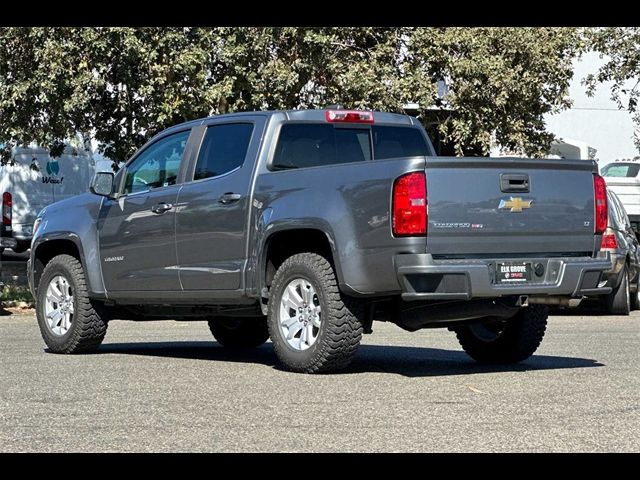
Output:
93,341,603,378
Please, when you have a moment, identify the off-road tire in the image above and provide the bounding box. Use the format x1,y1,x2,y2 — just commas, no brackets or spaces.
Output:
267,253,364,373
36,254,107,353
606,266,631,316
455,305,548,364
207,317,269,348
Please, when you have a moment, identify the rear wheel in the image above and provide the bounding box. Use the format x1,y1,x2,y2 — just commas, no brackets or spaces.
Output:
36,254,107,353
454,305,548,364
207,317,269,348
605,266,631,316
267,253,364,373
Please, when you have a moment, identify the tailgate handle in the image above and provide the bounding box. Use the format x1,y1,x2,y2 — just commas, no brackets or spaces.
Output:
500,173,530,193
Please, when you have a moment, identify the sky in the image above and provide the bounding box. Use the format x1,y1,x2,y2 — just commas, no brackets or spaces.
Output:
544,51,638,164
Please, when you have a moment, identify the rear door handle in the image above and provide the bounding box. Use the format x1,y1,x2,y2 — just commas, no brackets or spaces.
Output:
218,193,242,205
151,202,173,214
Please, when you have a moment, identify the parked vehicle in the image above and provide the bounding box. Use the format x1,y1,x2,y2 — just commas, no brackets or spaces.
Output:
0,235,17,292
0,235,17,253
597,190,640,315
28,109,612,373
600,158,640,236
0,144,96,254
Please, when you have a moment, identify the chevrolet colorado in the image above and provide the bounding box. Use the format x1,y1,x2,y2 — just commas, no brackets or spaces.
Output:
28,109,612,373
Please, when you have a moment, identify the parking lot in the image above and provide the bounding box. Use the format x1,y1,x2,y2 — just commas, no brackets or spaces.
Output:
1,306,639,452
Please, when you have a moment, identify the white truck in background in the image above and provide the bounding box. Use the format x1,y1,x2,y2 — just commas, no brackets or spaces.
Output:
1,144,96,254
600,158,640,236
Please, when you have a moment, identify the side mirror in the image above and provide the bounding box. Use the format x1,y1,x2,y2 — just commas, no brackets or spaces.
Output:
90,172,117,199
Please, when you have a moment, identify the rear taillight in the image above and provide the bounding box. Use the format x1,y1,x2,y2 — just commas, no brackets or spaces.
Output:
2,192,11,227
392,172,427,237
325,110,374,124
594,174,608,235
601,230,618,250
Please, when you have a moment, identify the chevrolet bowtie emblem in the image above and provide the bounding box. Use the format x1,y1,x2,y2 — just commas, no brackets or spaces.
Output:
499,197,532,213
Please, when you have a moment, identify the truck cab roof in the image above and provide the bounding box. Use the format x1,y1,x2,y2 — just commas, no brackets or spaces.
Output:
156,109,418,139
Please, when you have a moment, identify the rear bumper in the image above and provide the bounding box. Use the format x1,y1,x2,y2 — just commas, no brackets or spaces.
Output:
396,253,613,301
0,237,17,249
11,223,33,242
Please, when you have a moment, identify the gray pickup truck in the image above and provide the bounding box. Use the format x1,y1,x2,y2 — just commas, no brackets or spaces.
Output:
28,109,612,373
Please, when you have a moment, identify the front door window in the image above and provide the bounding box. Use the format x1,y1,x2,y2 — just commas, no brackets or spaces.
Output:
123,130,190,195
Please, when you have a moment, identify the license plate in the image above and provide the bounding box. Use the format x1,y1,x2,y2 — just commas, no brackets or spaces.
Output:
495,262,532,283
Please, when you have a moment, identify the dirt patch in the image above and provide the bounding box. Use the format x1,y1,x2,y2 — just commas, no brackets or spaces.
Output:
0,304,35,316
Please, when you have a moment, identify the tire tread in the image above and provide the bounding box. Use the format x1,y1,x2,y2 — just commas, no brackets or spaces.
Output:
268,253,363,373
36,254,107,353
606,267,631,315
455,305,548,364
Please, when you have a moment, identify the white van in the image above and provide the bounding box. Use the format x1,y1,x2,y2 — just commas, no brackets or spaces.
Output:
0,144,96,253
600,157,640,234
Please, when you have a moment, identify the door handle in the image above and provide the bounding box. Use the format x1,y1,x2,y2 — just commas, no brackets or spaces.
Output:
218,193,242,205
151,202,173,214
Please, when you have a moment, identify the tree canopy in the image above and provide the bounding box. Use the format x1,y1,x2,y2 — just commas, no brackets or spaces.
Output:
0,27,582,164
585,27,640,151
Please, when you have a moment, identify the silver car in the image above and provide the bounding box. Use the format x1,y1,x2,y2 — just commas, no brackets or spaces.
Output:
599,190,640,315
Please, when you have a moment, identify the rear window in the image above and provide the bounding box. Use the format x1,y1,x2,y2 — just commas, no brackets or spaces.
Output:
272,124,371,169
272,124,429,169
601,163,640,178
372,126,429,159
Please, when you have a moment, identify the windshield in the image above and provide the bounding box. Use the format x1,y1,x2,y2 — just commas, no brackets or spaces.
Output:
600,162,640,178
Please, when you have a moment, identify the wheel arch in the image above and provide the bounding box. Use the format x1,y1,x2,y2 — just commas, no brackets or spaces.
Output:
259,226,345,299
32,235,99,296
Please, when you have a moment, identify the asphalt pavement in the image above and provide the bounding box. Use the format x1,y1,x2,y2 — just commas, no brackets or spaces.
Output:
1,309,639,452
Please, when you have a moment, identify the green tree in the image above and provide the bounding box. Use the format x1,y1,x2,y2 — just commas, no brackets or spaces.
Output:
409,28,582,156
584,27,640,151
0,27,582,164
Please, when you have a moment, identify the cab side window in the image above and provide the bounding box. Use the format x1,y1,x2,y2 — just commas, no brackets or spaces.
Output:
123,130,190,195
194,123,254,181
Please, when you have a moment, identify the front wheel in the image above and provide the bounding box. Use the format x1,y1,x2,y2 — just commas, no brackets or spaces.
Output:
207,317,269,348
454,305,548,364
36,254,107,353
267,253,364,373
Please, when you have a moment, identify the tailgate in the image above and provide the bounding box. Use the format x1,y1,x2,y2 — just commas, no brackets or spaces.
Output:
425,157,597,257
